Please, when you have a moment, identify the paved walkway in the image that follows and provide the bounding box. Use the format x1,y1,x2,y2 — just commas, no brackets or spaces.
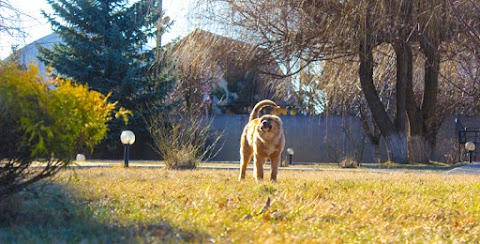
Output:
69,161,480,175
445,163,480,175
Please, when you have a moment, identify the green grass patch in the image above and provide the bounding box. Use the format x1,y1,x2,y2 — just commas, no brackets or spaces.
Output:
1,168,479,242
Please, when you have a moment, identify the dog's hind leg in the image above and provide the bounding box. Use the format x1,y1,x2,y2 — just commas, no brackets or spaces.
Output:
239,146,252,181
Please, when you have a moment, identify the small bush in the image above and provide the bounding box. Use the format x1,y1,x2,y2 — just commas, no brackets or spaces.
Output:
338,158,360,168
0,62,129,201
438,138,460,164
149,112,222,169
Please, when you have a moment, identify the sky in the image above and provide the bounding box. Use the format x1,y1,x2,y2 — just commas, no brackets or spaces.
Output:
0,0,198,59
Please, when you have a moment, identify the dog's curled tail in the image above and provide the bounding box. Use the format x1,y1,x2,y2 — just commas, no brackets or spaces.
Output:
249,100,280,121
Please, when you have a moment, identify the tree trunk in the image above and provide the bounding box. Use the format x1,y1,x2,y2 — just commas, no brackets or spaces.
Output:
405,64,431,164
384,131,408,163
421,41,440,159
155,0,163,76
372,142,381,164
407,135,430,163
359,107,382,164
358,6,408,164
393,41,408,133
395,41,430,164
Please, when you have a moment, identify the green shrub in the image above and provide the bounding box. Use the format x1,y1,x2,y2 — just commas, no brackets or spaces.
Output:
0,62,130,201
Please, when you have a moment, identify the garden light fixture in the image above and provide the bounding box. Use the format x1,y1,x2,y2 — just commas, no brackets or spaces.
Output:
287,148,294,165
121,130,135,167
76,154,86,161
465,141,475,163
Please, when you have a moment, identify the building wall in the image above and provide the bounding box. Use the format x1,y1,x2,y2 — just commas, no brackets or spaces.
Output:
209,115,374,163
14,33,62,79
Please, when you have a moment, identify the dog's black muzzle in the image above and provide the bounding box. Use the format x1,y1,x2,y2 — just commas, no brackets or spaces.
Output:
261,119,273,131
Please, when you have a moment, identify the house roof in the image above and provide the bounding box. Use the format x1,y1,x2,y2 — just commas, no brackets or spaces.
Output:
170,29,284,77
172,29,297,107
4,33,62,79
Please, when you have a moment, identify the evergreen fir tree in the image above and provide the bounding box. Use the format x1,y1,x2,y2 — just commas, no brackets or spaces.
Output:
39,0,171,156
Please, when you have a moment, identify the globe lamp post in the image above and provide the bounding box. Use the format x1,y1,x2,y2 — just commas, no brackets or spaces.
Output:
287,148,294,165
465,141,475,164
121,130,135,167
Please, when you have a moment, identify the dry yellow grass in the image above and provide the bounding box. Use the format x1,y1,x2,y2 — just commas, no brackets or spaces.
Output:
1,167,479,243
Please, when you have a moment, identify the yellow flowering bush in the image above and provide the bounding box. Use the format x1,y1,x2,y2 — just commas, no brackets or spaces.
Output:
0,62,130,200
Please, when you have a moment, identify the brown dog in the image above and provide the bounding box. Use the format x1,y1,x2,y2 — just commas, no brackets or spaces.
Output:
239,100,285,181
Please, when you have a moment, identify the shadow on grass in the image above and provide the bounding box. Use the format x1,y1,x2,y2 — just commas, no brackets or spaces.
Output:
360,162,465,171
0,182,209,243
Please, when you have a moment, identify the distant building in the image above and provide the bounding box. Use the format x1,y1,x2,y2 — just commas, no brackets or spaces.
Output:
5,33,61,79
7,30,297,114
169,29,295,114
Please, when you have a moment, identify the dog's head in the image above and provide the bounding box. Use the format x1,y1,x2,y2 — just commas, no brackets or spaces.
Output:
258,115,282,134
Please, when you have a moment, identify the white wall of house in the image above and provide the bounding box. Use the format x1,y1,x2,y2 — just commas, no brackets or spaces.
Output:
12,33,62,79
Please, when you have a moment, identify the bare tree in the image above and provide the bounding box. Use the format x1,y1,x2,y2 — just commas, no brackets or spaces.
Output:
196,0,478,164
196,0,409,163
318,44,397,163
449,0,480,109
0,1,25,36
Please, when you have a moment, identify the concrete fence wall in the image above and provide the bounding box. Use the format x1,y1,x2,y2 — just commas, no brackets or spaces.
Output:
115,114,466,163
209,114,467,163
209,115,374,163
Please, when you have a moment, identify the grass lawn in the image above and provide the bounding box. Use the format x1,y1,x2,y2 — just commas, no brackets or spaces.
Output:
0,167,479,243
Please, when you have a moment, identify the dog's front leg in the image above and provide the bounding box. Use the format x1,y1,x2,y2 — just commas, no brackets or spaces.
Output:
254,155,266,182
270,154,281,181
